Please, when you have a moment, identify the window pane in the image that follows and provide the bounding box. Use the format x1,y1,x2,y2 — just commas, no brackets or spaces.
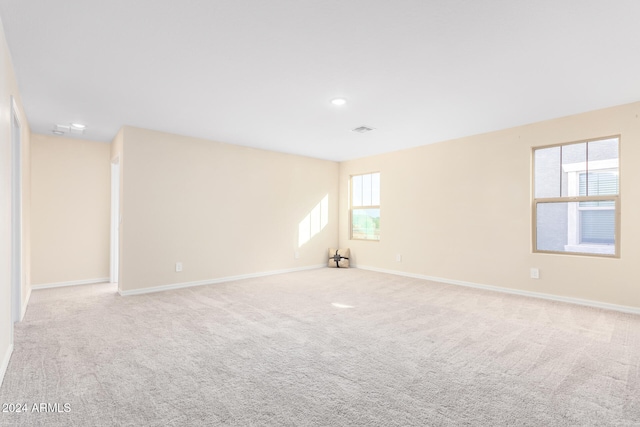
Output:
536,202,570,252
371,172,380,205
583,138,619,197
588,137,619,163
561,142,586,197
362,173,372,206
352,175,362,207
534,146,561,198
579,171,618,200
580,210,615,244
580,199,615,209
591,171,618,196
536,202,615,255
352,208,380,240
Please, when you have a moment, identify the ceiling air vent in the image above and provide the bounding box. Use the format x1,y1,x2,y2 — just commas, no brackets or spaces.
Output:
52,123,86,136
352,125,375,134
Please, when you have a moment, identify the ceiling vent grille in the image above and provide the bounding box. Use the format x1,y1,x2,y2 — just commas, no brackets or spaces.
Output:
352,125,375,134
52,123,86,136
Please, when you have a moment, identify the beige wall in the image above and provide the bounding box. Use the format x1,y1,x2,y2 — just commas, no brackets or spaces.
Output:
119,126,339,292
339,101,640,308
0,16,31,380
30,134,110,285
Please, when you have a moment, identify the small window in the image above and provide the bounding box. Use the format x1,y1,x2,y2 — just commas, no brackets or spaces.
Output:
533,137,620,257
350,172,380,241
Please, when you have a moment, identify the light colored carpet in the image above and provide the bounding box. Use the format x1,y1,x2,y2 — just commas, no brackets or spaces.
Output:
1,268,639,426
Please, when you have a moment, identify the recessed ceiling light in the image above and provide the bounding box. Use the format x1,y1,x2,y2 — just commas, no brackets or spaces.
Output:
71,123,86,129
331,98,346,106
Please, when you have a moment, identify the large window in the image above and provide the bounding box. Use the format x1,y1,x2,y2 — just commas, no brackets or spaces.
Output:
533,136,620,257
351,172,380,240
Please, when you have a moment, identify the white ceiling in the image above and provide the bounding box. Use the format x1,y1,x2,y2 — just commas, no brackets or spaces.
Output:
1,1,639,162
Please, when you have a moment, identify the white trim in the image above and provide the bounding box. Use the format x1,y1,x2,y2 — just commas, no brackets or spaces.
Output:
31,278,110,290
20,286,31,321
119,264,325,296
0,344,13,387
354,265,640,315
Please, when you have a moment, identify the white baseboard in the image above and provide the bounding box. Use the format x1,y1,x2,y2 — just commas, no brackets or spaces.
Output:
31,277,110,290
354,265,640,315
119,264,326,296
20,286,31,321
0,344,13,388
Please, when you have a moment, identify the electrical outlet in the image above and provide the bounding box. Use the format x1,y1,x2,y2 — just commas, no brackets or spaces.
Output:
530,268,539,279
396,254,402,262
294,250,300,259
176,262,183,272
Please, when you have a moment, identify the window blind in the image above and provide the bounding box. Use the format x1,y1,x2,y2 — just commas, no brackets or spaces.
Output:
580,210,615,244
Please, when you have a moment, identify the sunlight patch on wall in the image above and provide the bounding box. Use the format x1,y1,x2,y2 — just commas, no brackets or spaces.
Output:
298,194,329,247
